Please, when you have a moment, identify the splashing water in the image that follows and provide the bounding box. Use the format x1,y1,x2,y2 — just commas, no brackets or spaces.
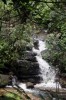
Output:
19,40,61,91
33,40,61,89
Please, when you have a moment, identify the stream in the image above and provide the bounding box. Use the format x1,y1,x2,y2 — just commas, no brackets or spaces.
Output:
6,39,66,100
33,40,61,89
33,40,57,88
18,39,66,100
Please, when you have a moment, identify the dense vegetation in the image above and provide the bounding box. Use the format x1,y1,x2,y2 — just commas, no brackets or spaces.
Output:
0,0,66,74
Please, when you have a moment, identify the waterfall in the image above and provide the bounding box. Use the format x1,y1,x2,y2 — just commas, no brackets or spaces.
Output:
33,40,61,88
18,39,61,91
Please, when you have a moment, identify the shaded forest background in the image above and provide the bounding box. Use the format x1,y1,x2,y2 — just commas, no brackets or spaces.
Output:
0,0,66,74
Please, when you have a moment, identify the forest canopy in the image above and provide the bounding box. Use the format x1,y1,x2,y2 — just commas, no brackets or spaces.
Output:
0,0,66,74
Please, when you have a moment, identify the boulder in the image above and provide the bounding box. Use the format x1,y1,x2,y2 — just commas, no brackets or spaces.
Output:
26,82,34,88
25,56,37,62
22,51,37,62
19,75,42,83
33,40,39,49
2,43,41,84
3,59,40,83
0,74,9,87
16,60,39,75
26,45,32,51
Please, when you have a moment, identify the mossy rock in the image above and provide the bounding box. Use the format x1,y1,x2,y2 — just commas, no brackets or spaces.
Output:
0,91,30,100
0,92,22,100
0,74,9,87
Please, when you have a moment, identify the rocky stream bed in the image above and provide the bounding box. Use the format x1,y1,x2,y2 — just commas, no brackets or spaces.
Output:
0,40,66,100
0,86,66,100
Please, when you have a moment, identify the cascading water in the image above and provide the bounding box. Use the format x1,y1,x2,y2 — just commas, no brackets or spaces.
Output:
19,39,61,92
33,40,61,89
7,39,65,100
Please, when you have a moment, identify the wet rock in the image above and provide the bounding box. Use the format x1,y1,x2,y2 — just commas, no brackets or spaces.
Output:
17,60,39,75
0,74,9,87
33,40,39,49
26,82,34,88
2,43,41,83
25,56,37,62
26,45,32,51
19,75,42,83
4,58,40,83
25,51,37,56
22,51,37,62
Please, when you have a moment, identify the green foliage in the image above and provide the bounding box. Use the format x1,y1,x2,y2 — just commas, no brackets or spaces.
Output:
43,33,66,73
0,0,66,74
0,92,23,100
0,22,32,69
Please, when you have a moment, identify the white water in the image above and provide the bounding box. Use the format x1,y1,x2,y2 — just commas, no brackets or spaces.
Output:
33,40,61,89
19,40,61,91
